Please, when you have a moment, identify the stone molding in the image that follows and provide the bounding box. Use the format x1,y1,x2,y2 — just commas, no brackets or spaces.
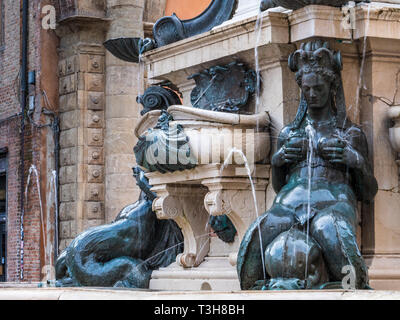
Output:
353,3,400,40
141,11,289,81
288,5,352,41
56,0,106,22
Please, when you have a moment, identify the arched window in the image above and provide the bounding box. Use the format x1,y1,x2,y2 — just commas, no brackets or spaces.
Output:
165,0,212,20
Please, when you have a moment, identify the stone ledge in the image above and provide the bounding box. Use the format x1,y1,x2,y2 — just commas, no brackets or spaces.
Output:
142,11,289,81
0,287,399,300
354,3,400,40
146,164,270,186
289,5,352,42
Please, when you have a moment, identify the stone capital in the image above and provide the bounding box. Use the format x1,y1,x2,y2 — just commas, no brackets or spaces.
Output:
202,175,269,241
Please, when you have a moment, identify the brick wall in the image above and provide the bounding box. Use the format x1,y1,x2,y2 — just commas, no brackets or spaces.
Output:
0,0,20,118
0,0,53,283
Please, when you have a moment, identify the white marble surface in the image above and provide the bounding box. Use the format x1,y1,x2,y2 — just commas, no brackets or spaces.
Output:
0,287,399,300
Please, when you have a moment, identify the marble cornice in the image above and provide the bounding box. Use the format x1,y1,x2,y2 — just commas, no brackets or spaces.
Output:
141,11,289,66
354,4,400,40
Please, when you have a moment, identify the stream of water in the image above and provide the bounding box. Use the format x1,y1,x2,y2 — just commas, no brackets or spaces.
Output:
222,147,267,282
305,124,316,280
24,165,47,277
254,10,263,117
354,3,371,125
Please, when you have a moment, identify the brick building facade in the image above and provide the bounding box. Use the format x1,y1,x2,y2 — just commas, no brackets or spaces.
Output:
0,0,59,283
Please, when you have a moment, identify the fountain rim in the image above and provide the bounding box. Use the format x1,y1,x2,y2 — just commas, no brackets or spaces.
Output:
134,105,270,138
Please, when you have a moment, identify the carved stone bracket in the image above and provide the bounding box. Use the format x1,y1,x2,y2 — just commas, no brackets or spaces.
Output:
202,176,269,242
151,184,210,268
147,164,270,269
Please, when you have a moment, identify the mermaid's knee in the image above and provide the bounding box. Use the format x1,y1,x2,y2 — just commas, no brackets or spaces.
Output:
310,212,368,288
250,205,295,247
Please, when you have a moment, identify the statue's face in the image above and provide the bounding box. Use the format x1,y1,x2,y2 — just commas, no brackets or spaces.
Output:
301,73,331,109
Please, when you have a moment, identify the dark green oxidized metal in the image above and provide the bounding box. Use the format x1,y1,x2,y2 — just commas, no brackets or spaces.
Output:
209,215,237,243
237,40,378,290
137,84,182,116
263,228,329,290
103,1,237,63
260,0,363,11
55,167,183,288
153,0,237,47
189,61,257,113
134,111,197,173
103,37,155,63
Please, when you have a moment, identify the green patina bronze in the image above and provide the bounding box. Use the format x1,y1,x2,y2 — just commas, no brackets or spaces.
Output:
134,111,198,173
209,215,238,243
188,61,257,113
55,167,183,288
237,40,378,290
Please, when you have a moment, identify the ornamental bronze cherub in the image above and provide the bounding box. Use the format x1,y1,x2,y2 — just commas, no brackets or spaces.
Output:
237,40,378,290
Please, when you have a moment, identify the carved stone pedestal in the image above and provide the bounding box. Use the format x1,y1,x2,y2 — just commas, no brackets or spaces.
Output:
147,164,269,291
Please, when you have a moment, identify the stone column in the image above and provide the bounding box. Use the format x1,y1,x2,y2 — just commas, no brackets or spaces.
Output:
358,39,400,290
57,17,108,250
354,5,400,290
105,0,145,222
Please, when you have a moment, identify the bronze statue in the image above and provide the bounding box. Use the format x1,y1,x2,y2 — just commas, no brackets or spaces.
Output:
55,167,183,288
237,40,378,290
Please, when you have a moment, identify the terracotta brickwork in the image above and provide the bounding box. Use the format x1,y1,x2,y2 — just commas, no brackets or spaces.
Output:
0,0,58,282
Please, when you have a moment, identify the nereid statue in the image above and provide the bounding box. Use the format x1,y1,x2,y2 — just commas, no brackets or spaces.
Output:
55,167,183,288
237,40,378,290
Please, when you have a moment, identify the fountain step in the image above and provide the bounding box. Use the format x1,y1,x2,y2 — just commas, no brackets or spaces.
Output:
0,287,399,300
0,282,40,288
150,257,241,291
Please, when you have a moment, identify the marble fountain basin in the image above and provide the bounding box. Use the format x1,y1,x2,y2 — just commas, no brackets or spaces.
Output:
135,105,271,166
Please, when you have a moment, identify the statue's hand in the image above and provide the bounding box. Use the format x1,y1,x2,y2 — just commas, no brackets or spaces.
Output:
319,137,363,169
272,136,307,167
